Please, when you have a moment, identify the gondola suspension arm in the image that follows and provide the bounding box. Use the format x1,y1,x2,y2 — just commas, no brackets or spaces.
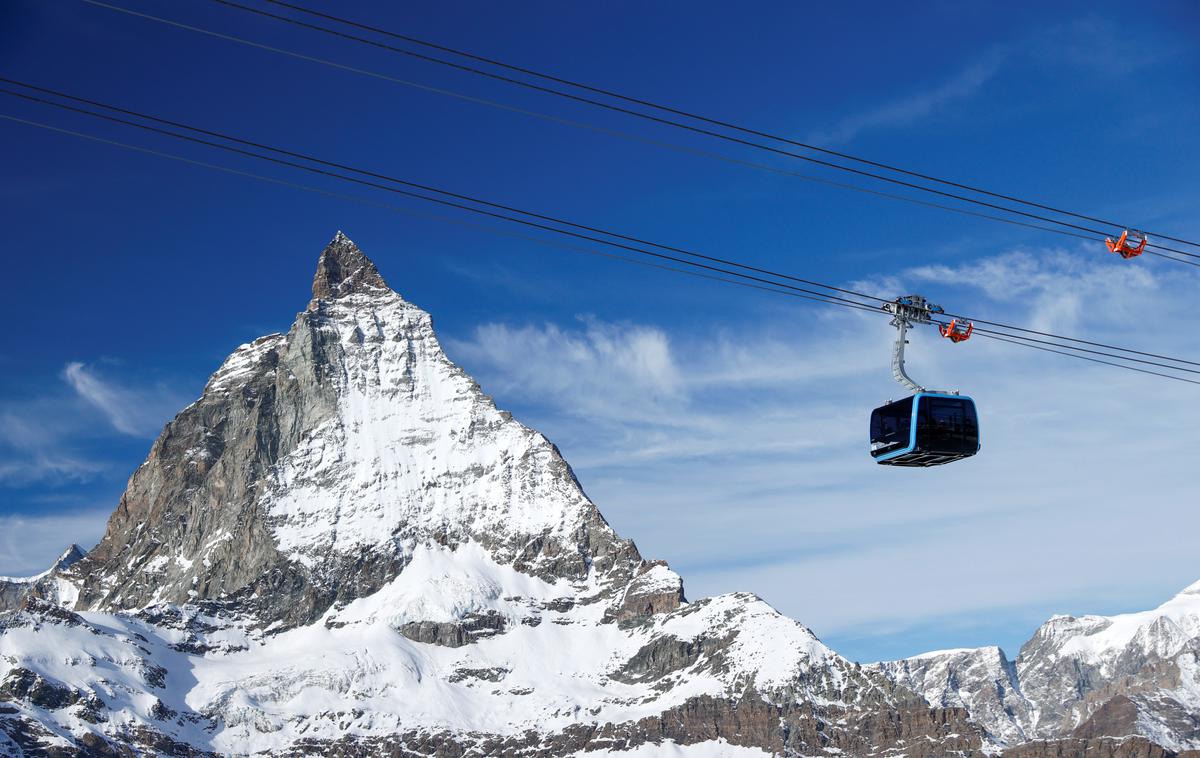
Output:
884,295,946,394
891,318,924,393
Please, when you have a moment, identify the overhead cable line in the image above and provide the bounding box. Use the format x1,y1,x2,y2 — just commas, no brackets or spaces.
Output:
0,88,884,313
0,79,886,306
3,110,1198,386
0,113,897,314
4,81,1199,373
972,332,1200,386
254,0,1200,253
7,80,1200,369
62,0,1137,259
202,0,1200,261
77,0,1200,266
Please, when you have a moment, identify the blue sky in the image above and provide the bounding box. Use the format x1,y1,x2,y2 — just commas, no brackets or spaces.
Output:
1,0,1199,662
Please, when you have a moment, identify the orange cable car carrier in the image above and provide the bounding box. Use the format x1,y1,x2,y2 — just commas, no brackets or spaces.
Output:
1105,229,1147,259
939,319,973,343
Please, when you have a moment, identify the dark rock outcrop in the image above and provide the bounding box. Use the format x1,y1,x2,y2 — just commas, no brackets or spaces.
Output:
0,668,82,710
397,611,507,648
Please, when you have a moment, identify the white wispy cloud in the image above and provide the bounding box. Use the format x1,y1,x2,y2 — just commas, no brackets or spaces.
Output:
61,361,182,438
806,49,1006,146
449,316,685,426
448,246,1200,658
0,457,106,487
0,362,186,486
805,16,1178,148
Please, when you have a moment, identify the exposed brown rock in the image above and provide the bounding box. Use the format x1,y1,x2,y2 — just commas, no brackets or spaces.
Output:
1002,736,1193,758
311,230,389,300
1074,695,1143,740
274,689,987,757
610,559,685,623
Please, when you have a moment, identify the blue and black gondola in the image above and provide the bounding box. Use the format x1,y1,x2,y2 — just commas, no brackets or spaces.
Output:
869,392,980,467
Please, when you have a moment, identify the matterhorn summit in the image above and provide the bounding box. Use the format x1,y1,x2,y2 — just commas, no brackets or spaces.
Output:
68,230,656,633
1,234,1194,757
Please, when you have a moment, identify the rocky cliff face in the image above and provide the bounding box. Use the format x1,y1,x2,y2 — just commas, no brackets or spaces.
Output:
0,233,991,757
874,583,1200,755
873,645,1033,747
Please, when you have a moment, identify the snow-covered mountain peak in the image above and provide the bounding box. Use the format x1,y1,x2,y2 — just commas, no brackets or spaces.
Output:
266,244,632,588
870,644,1030,748
68,234,658,632
875,579,1200,753
50,544,86,573
1032,582,1200,665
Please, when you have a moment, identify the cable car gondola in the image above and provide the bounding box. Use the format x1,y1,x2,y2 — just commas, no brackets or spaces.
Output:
870,392,979,466
871,295,980,467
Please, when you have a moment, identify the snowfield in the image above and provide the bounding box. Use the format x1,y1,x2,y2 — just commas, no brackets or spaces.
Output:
0,540,862,754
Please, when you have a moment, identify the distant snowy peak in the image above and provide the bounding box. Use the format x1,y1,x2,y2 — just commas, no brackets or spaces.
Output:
877,579,1200,752
0,545,85,585
51,544,87,573
0,544,87,614
1026,583,1200,664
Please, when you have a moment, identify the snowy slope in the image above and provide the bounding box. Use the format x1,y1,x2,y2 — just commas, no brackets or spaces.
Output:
0,545,942,755
260,282,603,574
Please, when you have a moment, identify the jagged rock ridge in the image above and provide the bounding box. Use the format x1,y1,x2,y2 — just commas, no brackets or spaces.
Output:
0,233,989,757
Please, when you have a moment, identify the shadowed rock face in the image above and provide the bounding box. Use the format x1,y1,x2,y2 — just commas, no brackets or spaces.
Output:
396,611,507,648
0,669,82,710
1074,695,1145,740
